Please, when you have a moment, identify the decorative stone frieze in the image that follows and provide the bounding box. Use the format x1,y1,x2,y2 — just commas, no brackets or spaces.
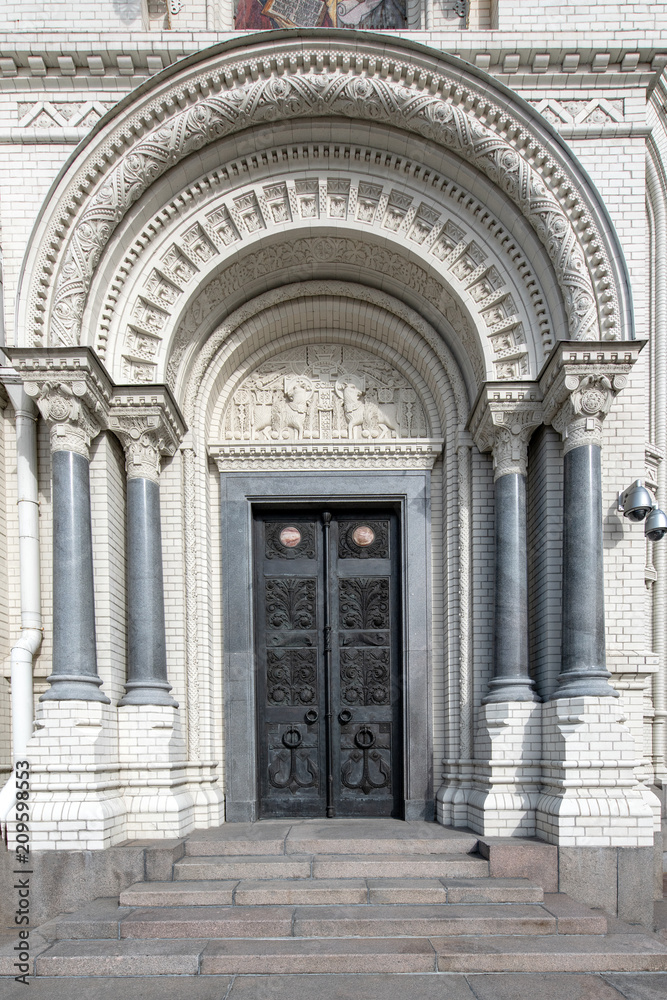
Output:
469,382,543,479
108,384,186,482
540,342,644,453
209,441,444,472
9,347,112,458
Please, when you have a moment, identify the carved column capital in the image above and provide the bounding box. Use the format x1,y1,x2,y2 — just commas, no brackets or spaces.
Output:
540,342,644,454
468,382,543,479
109,385,186,482
7,347,112,458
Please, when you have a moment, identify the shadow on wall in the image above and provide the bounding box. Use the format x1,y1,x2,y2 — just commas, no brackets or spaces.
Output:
113,0,143,24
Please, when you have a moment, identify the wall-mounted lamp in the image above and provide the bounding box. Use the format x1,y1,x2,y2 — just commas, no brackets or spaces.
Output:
617,480,667,541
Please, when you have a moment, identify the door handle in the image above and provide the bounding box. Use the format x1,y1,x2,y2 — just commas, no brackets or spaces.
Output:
304,709,319,724
338,709,352,725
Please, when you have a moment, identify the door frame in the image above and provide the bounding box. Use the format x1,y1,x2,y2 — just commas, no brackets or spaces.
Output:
220,471,433,822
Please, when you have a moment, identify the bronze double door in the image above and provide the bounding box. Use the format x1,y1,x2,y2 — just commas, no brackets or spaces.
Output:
254,507,403,818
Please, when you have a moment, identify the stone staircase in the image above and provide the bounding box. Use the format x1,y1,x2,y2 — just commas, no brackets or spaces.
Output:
28,820,667,976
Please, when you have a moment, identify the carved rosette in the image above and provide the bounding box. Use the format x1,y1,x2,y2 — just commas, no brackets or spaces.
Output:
469,383,543,479
540,343,643,455
8,348,112,459
108,386,186,482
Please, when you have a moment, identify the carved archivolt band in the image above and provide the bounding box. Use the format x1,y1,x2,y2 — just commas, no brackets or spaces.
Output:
27,39,620,352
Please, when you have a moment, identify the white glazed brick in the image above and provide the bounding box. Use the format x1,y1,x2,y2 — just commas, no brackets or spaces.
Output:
536,697,657,847
5,701,126,850
0,9,664,852
468,701,542,837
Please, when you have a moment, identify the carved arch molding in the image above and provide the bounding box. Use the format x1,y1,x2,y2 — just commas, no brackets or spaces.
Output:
20,32,631,360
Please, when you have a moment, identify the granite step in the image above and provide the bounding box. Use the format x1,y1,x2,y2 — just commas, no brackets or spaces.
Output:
310,853,488,879
432,934,667,973
283,820,478,857
120,879,239,907
116,902,560,939
174,854,312,880
120,905,294,939
291,902,557,938
120,875,542,907
174,851,488,881
183,819,478,858
33,933,667,977
200,937,437,974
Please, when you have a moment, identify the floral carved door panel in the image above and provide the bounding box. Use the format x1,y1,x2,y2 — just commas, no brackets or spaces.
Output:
254,508,402,818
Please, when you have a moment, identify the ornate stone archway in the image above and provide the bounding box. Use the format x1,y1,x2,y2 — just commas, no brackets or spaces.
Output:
17,31,632,362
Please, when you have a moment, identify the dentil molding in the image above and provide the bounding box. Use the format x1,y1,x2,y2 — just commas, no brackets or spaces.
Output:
8,347,113,458
108,385,186,481
468,382,543,479
209,441,444,472
540,342,645,453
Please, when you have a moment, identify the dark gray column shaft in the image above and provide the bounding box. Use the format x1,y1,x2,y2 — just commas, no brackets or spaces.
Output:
484,472,537,703
42,449,108,702
556,443,617,698
120,477,176,706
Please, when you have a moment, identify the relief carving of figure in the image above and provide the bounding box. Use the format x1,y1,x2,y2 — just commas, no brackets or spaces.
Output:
251,380,313,440
222,344,428,443
335,379,401,439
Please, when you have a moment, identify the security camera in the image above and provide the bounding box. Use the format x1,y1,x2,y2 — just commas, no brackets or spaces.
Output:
645,506,667,542
617,480,654,522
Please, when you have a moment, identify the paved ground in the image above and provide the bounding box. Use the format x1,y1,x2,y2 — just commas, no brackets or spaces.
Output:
0,972,666,999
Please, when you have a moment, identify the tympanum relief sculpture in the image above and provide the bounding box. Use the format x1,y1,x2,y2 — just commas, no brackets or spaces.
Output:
223,345,429,442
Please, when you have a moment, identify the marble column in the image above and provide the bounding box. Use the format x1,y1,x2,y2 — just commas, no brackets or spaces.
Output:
557,442,612,697
109,390,184,706
466,385,543,835
544,360,631,700
470,386,543,704
487,470,537,703
19,354,112,702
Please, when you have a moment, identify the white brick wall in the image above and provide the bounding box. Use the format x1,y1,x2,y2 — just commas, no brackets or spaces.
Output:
0,16,665,848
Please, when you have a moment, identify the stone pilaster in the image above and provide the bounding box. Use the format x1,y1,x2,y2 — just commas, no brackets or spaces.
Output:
468,383,543,835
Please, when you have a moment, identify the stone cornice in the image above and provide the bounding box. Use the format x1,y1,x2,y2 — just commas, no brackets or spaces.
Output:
468,381,543,479
209,440,444,472
109,384,186,482
7,346,113,457
539,341,645,454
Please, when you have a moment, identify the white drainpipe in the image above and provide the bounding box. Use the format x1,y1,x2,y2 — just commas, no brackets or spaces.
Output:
0,382,42,823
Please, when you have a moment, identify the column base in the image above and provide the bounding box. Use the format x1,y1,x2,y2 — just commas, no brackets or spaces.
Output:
119,680,177,708
468,701,542,836
551,668,619,700
6,701,125,851
40,673,110,703
436,763,474,828
187,762,226,829
118,705,195,839
482,677,539,705
536,696,655,848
